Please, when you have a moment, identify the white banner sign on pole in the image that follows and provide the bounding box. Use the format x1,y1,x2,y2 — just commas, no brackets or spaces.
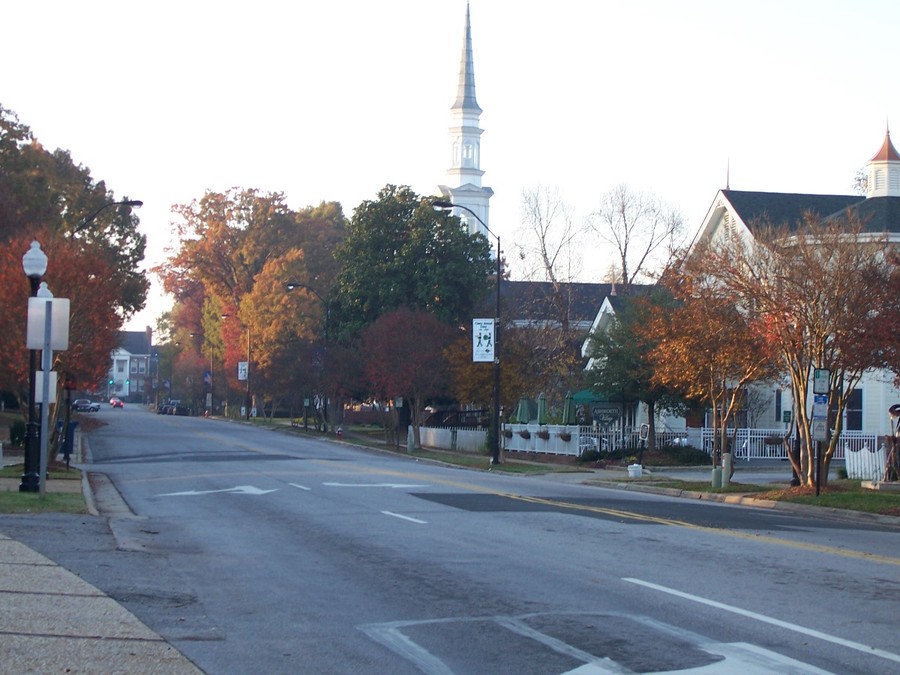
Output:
237,361,248,381
472,318,495,362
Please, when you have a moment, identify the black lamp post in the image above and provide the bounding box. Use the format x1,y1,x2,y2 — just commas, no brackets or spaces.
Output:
432,200,502,465
243,325,251,420
190,332,215,416
20,241,48,492
285,282,329,432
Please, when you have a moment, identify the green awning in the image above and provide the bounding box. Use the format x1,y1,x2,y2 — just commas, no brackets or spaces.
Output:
572,389,614,405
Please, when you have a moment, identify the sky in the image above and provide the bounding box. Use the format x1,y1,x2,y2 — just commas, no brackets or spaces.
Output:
6,0,900,332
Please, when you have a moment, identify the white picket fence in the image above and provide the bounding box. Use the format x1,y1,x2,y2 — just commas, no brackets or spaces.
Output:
421,424,889,477
844,444,886,480
418,426,487,454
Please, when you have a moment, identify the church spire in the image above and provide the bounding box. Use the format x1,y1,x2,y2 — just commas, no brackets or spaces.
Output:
453,2,481,114
437,1,493,238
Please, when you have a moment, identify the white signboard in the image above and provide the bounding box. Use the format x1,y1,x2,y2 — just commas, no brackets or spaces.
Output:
813,368,830,394
472,319,495,362
811,418,829,442
27,297,70,350
237,361,249,381
34,371,58,403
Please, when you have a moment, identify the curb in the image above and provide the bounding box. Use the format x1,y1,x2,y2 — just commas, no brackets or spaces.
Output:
581,478,900,527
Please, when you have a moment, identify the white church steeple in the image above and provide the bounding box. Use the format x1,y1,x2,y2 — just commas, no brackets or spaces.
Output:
866,126,900,198
438,2,493,238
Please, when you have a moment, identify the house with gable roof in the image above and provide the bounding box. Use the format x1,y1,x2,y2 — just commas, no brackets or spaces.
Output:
578,131,900,444
676,130,900,438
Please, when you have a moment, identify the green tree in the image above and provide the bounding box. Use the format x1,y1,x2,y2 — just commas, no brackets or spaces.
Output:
586,292,687,451
330,185,493,343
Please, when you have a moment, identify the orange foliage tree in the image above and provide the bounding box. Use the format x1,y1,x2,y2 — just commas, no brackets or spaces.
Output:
643,250,782,465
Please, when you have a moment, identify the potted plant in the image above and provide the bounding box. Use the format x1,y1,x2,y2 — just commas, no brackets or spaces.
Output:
537,429,550,440
518,430,531,439
502,429,513,439
558,431,572,442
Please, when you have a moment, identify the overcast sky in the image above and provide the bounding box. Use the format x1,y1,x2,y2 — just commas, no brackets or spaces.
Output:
6,0,899,331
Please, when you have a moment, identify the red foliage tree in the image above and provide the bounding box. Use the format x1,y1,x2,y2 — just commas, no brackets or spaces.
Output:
361,308,457,449
0,230,124,404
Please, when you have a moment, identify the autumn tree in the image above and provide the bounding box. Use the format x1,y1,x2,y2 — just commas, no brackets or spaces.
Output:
1,104,148,318
330,185,493,343
0,231,124,406
700,214,899,486
361,308,457,449
158,189,347,413
644,250,782,464
445,327,532,423
587,184,685,291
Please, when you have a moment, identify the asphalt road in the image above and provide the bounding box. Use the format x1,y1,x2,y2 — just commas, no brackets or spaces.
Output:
3,404,898,674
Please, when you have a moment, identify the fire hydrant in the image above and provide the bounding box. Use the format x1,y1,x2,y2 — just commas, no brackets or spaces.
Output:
336,427,343,440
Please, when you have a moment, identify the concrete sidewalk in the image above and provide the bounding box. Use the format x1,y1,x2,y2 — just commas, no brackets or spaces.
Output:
1,446,202,673
0,532,201,673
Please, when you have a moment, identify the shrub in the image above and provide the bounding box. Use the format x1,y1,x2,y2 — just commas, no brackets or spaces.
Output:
579,449,601,463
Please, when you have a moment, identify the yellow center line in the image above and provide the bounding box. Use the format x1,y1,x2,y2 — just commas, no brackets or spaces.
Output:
315,461,900,566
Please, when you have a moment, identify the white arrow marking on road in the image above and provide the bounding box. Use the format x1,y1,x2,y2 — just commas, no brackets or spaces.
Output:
289,483,312,491
322,483,429,489
157,485,278,497
382,511,427,524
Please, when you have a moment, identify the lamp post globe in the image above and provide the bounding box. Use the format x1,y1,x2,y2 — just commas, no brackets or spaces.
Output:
23,241,48,281
20,241,48,492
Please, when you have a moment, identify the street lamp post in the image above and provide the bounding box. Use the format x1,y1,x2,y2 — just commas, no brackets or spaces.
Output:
222,314,252,420
432,200,502,465
285,282,329,432
190,332,215,416
245,326,251,420
20,241,48,492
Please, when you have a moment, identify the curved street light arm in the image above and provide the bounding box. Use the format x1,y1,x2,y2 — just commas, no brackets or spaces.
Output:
73,199,143,234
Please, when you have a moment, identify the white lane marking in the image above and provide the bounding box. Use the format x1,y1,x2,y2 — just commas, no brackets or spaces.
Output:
323,482,429,488
624,577,900,664
382,511,427,524
157,485,277,496
289,483,311,491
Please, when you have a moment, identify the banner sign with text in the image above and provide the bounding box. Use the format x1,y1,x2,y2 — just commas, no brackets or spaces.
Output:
472,319,495,362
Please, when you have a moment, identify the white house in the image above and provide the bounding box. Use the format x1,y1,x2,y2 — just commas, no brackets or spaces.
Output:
584,131,900,440
107,329,153,402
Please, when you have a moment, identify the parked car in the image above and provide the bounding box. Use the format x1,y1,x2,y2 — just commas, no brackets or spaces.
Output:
110,397,124,408
157,399,181,415
72,399,100,412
